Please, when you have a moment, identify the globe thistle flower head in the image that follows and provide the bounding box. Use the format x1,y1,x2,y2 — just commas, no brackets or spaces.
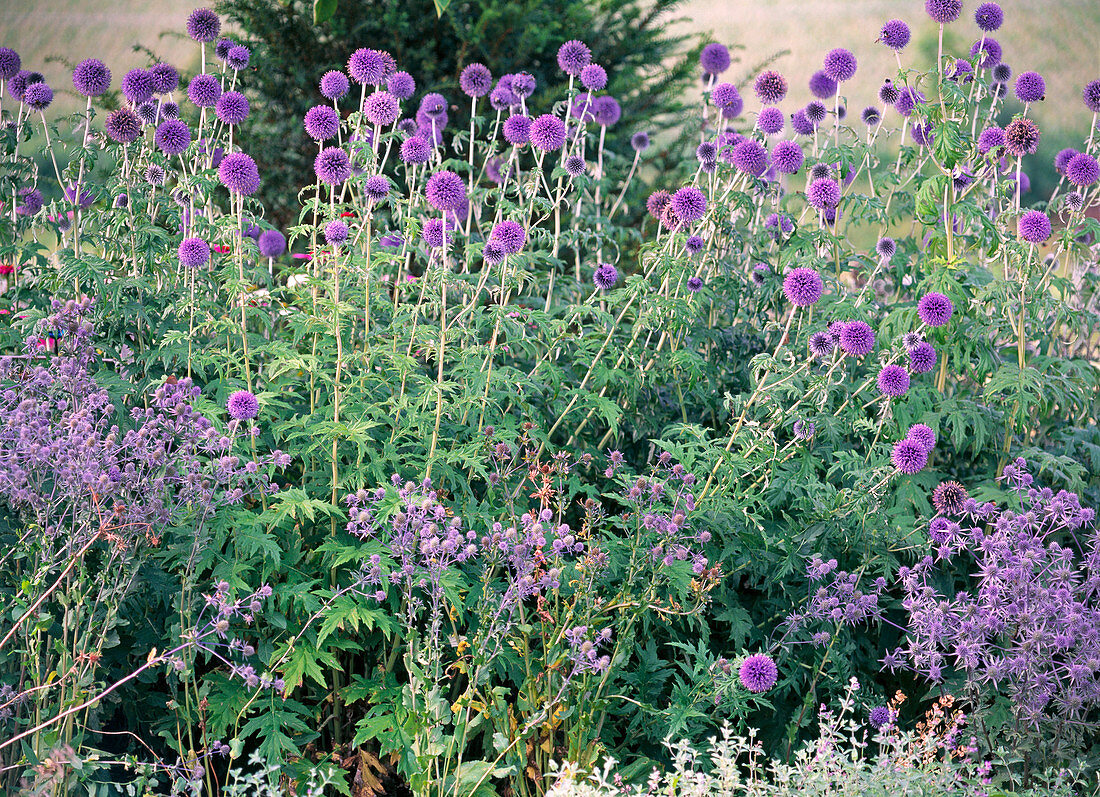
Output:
145,164,166,186
72,58,111,97
893,438,929,474
917,292,953,327
952,59,974,83
1055,147,1079,174
347,48,390,85
21,80,52,111
990,63,1011,84
1066,152,1100,187
685,234,705,255
809,69,837,99
186,8,221,43
592,96,621,126
791,110,814,136
839,321,875,356
646,190,671,219
489,84,517,111
877,364,911,397
320,69,350,100
257,229,286,258
631,131,651,152
215,91,249,126
873,237,895,260
879,19,911,50
315,147,352,185
687,276,704,293
977,125,1005,154
794,420,815,440
304,105,339,141
710,82,743,116
783,267,823,306
460,63,493,98
364,175,390,202
807,177,840,210
593,262,618,291
324,220,349,246
823,48,857,82
421,217,452,248
187,73,221,107
925,0,962,24
155,119,191,154
975,2,1004,30
530,114,566,151
808,331,833,358
701,42,731,75
894,87,924,117
0,47,20,80
908,341,937,373
739,654,777,693
226,45,250,71
932,480,969,515
732,140,768,176
580,63,607,91
564,155,587,177
805,101,827,125
1004,116,1042,156
227,390,259,420
860,106,881,126
425,169,466,212
365,90,400,126
771,141,803,174
510,73,536,99
491,220,526,254
8,70,40,103
1063,191,1085,212
499,114,531,146
869,706,893,728
764,212,794,239
178,237,210,268
1015,71,1045,103
136,101,160,126
557,40,591,76
751,263,771,284
878,80,900,105
969,38,1001,69
810,163,831,181
161,100,180,120
399,135,431,164
753,70,787,104
219,152,260,195
758,106,784,135
1017,209,1050,243
214,38,235,60
670,186,707,223
16,187,43,216
481,240,506,266
1084,80,1100,113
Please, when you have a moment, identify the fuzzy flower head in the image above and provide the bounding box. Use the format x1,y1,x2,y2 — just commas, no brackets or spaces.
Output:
932,480,969,515
0,48,20,80
186,8,221,42
304,105,339,141
879,19,911,50
701,42,731,75
732,140,768,176
315,147,351,185
917,292,953,327
400,135,431,164
670,186,707,223
771,140,803,174
72,58,111,97
557,40,591,76
1015,71,1045,103
892,438,928,474
216,91,249,126
894,87,924,117
925,0,962,24
593,95,621,126
178,237,210,268
758,106,784,135
364,90,400,126
530,114,566,151
1084,80,1100,113
1066,152,1100,187
1004,116,1040,157
877,364,911,397
739,654,778,693
593,263,618,291
491,220,526,254
320,69,349,100
347,48,392,85
753,70,787,104
324,220,349,246
425,169,466,212
631,131,651,152
226,45,250,71
907,423,937,453
823,48,857,82
155,119,191,155
838,321,875,357
227,390,259,420
187,73,221,107
908,342,937,373
807,177,841,210
257,230,286,258
782,268,823,307
219,152,260,195
1017,209,1050,243
808,70,837,99
580,63,607,91
790,110,814,136
23,81,53,111
869,706,893,728
977,126,1005,154
460,63,493,98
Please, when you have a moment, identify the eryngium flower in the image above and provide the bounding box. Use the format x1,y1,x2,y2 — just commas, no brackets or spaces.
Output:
879,19,911,49
103,108,139,145
1084,80,1100,113
219,152,260,195
1004,116,1039,156
782,268,823,306
347,48,391,85
646,190,671,219
315,147,351,185
1017,209,1050,243
977,125,1005,153
710,82,743,115
670,186,707,223
925,0,962,24
187,8,221,42
869,706,893,728
593,262,618,290
459,63,493,97
794,420,815,440
809,69,837,98
1066,152,1100,186
226,45,250,71
0,47,19,80
215,91,249,125
932,480,968,515
753,70,787,104
23,81,52,111
530,114,566,151
631,131,650,152
564,155,586,177
324,220,349,245
425,169,466,212
155,119,191,154
839,321,874,356
807,177,840,210
490,220,526,254
731,140,767,176
771,141,803,174
808,331,834,357
892,438,928,474
257,229,286,258
592,96,620,126
227,389,259,420
580,64,607,91
823,48,857,82
1014,70,1045,103
187,73,221,107
400,135,431,163
877,364,910,397
758,106,784,135
320,70,350,100
700,42,731,75
178,237,210,268
907,423,936,452
364,90,400,126
73,58,111,97
739,654,777,693
908,341,937,373
557,40,591,76
917,292,953,326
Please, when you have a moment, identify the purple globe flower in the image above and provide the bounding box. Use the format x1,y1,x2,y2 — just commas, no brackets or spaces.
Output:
861,106,881,126
805,101,828,125
670,186,707,223
629,131,650,153
593,262,618,291
992,63,1012,83
364,175,390,202
364,90,400,126
491,220,526,254
423,217,456,249
808,70,837,99
136,100,161,126
317,70,348,101
917,292,953,327
0,47,20,80
400,135,431,164
975,2,1004,30
758,107,784,135
1067,153,1100,187
563,155,586,180
592,96,621,127
646,190,671,219
807,331,833,358
685,235,705,254
739,654,778,693
187,73,221,108
764,212,794,239
580,64,607,91
161,100,180,120
793,419,815,440
503,114,532,145
1055,148,1080,173
215,91,249,125
977,125,1005,154
1004,117,1040,157
482,240,506,266
892,438,928,474
347,48,390,85
147,63,178,95
807,177,841,210
839,321,875,357
783,268,823,306
894,87,924,117
731,140,768,176
1084,80,1100,113
925,0,962,23
907,423,936,453
908,342,937,373
8,70,39,103
791,110,814,136
226,45,250,71
510,73,536,99
1017,209,1050,243
215,38,235,60
315,147,351,185
966,38,1000,70
530,114,566,151
459,63,493,98
869,706,893,728
187,8,221,42
178,237,210,268
710,82,743,115
379,71,412,102
219,152,260,195
145,164,166,186
155,119,191,155
879,19,911,50
1015,71,1045,103
16,187,43,216
72,58,111,97
557,40,591,76
877,364,911,397
23,81,53,111
324,220,349,245
687,276,704,292
823,48,857,82
701,42,731,75
425,169,466,212
753,70,787,104
771,141,803,174
227,389,259,420
257,229,286,258
879,80,901,105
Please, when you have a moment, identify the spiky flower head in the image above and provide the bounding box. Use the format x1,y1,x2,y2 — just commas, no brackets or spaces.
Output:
917,292,953,327
421,217,451,248
511,73,536,98
1055,147,1080,173
565,155,586,177
808,69,837,99
758,106,784,135
186,8,221,42
753,70,787,104
219,152,260,195
878,80,901,105
861,106,881,126
823,48,857,82
731,140,767,176
925,0,962,24
1063,192,1085,212
145,164,166,186
879,19,911,49
839,321,875,357
364,90,400,126
489,220,526,254
400,135,431,164
894,87,924,117
72,58,111,97
1004,116,1039,157
869,706,893,728
155,119,191,154
992,63,1012,83
460,63,493,98
670,186,707,223
782,268,823,306
227,390,259,420
364,175,390,202
226,45,250,71
739,654,778,693
805,101,827,125
908,342,937,373
215,91,249,126
187,73,221,107
807,177,840,210
687,276,703,292
320,69,349,100
23,81,53,111
977,125,1005,154
0,47,20,80
178,237,210,268
1084,80,1100,113
907,423,937,453
808,331,833,358
1015,71,1045,103
710,82,742,115
593,262,618,291
557,40,591,76
631,131,650,152
685,235,705,254
1017,209,1050,243
969,38,1001,69
347,48,392,85
932,481,969,515
530,114,566,151
771,140,803,174
257,230,286,258
304,105,339,141
791,109,814,136
701,42,731,75
877,364,911,397
1066,152,1099,187
892,438,928,474
580,63,607,91
425,169,466,212
593,95,621,126
315,147,351,185
324,220,349,245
